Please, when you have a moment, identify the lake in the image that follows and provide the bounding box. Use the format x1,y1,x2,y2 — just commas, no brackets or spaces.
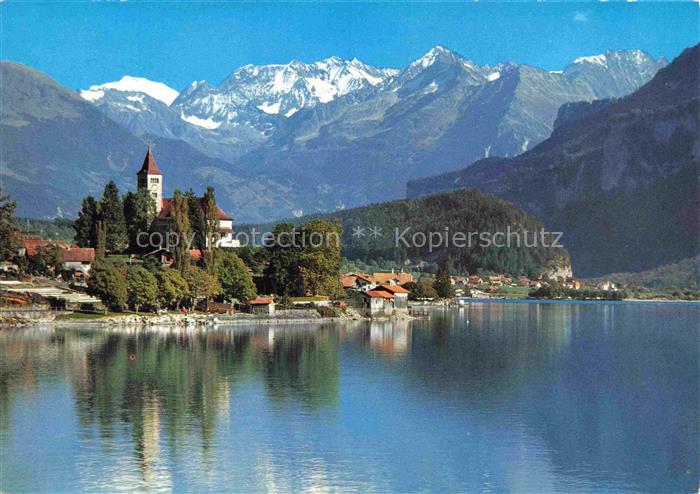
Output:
1,302,698,493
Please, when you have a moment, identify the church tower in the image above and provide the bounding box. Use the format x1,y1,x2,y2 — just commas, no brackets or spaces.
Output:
137,146,163,214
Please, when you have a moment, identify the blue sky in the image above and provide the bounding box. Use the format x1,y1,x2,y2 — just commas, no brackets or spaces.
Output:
1,2,698,91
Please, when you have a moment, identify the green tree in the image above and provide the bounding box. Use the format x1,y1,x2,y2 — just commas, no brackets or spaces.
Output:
434,266,454,299
298,220,344,298
123,189,156,252
0,190,20,263
30,244,63,276
183,265,220,310
216,250,257,302
172,189,191,273
73,196,98,248
88,263,128,310
186,189,206,251
155,267,189,309
409,277,439,300
95,220,107,261
98,181,128,252
263,223,303,296
201,186,219,273
126,267,158,312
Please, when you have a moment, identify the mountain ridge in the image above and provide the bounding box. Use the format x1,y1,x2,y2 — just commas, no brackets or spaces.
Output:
406,44,700,276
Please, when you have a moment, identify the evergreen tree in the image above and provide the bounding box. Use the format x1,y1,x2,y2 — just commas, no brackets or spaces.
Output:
0,189,20,262
186,189,206,251
172,190,191,273
73,196,98,248
126,266,158,312
98,181,128,252
123,189,156,252
263,223,303,296
434,266,454,299
216,250,257,302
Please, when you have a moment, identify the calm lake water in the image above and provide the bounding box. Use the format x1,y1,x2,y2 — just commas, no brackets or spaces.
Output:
1,302,698,493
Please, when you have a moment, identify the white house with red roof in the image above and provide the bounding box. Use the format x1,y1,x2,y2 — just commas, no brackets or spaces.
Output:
137,147,239,248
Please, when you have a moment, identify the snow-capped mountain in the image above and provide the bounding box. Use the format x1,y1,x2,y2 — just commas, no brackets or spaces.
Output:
80,75,179,105
76,45,668,218
171,56,396,128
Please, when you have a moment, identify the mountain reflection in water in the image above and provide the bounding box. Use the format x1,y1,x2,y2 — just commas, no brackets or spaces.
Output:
0,303,697,493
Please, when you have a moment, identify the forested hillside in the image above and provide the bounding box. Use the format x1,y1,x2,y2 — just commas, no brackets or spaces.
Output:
242,189,571,278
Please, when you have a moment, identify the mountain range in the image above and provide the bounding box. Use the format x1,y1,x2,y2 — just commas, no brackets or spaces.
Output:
407,45,699,277
60,46,666,217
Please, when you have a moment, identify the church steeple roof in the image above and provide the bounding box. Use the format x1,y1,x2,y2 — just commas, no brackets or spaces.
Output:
137,146,162,175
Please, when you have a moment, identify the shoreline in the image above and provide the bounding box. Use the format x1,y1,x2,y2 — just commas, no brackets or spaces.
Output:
3,297,698,329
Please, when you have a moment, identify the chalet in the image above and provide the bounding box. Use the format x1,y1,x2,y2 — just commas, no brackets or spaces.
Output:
248,297,275,315
517,276,530,287
341,271,413,293
596,280,617,291
370,271,413,285
563,278,582,290
373,284,410,312
353,290,396,318
60,247,95,275
137,147,239,248
19,235,69,257
488,275,503,286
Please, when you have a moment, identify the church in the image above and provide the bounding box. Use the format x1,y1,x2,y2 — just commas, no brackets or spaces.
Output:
137,147,239,248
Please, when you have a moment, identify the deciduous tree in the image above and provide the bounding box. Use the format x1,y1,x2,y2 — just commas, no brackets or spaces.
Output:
183,265,220,310
88,263,128,310
298,220,343,298
126,266,158,312
216,250,256,302
155,267,189,309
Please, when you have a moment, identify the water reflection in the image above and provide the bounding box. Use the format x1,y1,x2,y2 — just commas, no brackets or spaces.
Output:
0,303,698,493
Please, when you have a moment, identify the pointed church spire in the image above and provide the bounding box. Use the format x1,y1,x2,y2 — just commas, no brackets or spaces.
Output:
137,145,162,175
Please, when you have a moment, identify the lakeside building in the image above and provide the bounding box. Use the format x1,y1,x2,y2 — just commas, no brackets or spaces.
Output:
18,236,96,276
137,147,239,248
341,271,414,292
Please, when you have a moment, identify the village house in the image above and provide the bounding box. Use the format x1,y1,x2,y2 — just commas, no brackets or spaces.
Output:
352,290,396,318
596,280,617,291
248,297,275,315
529,280,543,289
60,247,95,275
488,275,503,286
563,278,582,290
517,276,530,287
373,284,410,312
137,147,239,248
341,271,414,293
18,235,96,276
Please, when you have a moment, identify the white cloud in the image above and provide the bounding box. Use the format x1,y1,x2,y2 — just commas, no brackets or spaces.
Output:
573,11,590,22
